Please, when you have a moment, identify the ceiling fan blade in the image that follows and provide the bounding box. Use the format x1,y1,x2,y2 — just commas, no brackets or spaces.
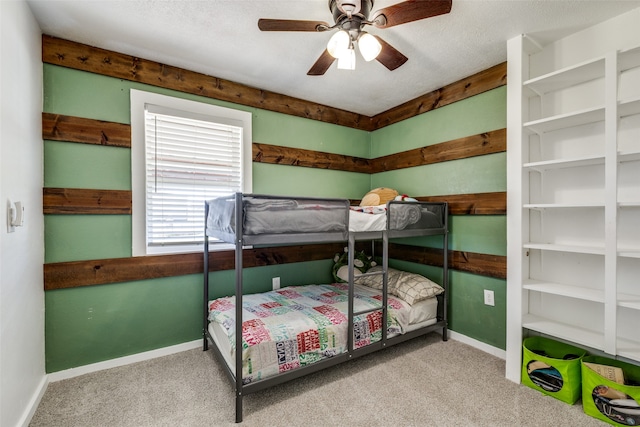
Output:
371,0,452,29
374,36,408,71
307,50,335,76
258,19,330,32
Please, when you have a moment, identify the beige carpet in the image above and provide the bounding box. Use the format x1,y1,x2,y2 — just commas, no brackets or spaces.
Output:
30,333,605,426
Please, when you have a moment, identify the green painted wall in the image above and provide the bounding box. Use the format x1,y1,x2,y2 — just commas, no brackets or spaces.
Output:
43,65,368,372
43,64,507,372
371,86,507,350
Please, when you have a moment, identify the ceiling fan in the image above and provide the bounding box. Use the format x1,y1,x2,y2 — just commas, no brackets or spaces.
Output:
258,0,452,76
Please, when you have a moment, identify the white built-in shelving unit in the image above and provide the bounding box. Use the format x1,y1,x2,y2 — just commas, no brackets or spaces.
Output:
506,8,640,382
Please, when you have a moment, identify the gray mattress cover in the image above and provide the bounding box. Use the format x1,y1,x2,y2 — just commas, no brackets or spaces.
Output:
205,194,445,243
387,201,444,230
206,194,350,242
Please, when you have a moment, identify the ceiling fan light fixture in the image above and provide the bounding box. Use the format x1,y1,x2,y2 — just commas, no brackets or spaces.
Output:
327,30,350,58
358,32,382,61
337,46,356,70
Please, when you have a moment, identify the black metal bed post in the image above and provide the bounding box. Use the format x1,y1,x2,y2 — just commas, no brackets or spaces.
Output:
442,203,449,342
203,201,210,351
234,192,244,423
381,230,389,344
347,233,355,354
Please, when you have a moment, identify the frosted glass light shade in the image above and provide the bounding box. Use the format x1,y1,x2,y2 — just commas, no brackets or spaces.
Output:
358,32,382,61
337,48,356,70
327,30,350,59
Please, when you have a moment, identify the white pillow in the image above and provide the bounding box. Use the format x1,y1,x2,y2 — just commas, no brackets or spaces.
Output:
392,270,444,305
353,266,444,305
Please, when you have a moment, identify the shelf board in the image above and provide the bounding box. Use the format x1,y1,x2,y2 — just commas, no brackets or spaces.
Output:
618,293,640,311
619,201,640,207
619,150,640,163
618,249,640,259
619,46,640,72
523,283,640,310
524,155,605,171
524,202,604,209
524,279,604,303
524,243,605,255
523,314,604,350
617,337,640,362
524,106,605,134
524,56,605,95
619,96,640,118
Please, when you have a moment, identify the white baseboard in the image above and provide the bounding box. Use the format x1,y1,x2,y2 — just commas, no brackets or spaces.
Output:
18,375,49,427
45,334,504,383
448,330,506,360
48,339,203,383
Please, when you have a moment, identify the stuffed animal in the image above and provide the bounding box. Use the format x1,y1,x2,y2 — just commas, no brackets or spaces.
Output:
332,247,377,283
360,187,399,206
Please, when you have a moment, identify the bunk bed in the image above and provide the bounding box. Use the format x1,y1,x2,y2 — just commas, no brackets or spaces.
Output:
203,193,449,422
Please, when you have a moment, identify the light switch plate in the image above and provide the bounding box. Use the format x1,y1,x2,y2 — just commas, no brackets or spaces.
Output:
484,289,495,306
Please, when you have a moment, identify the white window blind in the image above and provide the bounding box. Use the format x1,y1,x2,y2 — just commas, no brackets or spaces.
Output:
144,105,243,248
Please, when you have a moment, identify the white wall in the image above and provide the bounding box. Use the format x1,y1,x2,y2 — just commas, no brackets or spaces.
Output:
530,7,640,76
0,1,45,426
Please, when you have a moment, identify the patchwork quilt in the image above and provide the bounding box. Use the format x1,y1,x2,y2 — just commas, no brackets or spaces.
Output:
208,283,411,384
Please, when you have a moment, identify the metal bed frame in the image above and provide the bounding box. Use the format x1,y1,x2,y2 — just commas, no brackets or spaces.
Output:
203,193,448,423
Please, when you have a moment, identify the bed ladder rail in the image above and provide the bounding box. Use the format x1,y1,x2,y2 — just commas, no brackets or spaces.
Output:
353,306,385,317
347,230,389,353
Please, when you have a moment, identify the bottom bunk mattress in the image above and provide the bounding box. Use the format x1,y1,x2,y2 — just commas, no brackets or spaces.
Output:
207,282,438,383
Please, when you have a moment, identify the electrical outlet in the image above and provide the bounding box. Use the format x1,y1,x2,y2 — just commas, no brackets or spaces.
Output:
484,289,495,306
272,277,280,290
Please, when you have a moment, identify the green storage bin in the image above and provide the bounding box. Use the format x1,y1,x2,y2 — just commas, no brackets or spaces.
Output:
581,356,640,426
521,336,587,404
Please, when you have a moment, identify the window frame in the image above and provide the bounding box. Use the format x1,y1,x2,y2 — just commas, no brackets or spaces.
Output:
130,89,252,256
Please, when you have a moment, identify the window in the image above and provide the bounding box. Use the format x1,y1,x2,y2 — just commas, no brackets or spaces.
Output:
131,90,252,255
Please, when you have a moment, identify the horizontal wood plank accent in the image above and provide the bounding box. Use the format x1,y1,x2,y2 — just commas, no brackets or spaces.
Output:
389,243,506,279
44,242,504,290
350,192,506,215
42,35,369,131
370,128,506,173
42,186,504,216
43,188,132,214
42,112,131,148
44,243,345,290
253,143,371,173
417,192,506,215
370,62,507,130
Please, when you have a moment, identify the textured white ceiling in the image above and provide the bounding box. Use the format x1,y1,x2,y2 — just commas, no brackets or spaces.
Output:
27,0,640,116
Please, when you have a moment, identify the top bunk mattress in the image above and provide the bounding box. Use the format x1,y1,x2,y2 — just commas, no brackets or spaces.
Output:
349,201,445,232
206,194,446,243
206,194,350,243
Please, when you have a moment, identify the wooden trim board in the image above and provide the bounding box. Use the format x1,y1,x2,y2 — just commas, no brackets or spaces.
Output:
44,244,505,290
42,112,131,148
370,129,506,173
43,188,505,216
43,188,132,215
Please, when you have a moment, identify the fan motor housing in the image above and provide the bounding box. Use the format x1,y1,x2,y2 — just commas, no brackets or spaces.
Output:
330,0,374,26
